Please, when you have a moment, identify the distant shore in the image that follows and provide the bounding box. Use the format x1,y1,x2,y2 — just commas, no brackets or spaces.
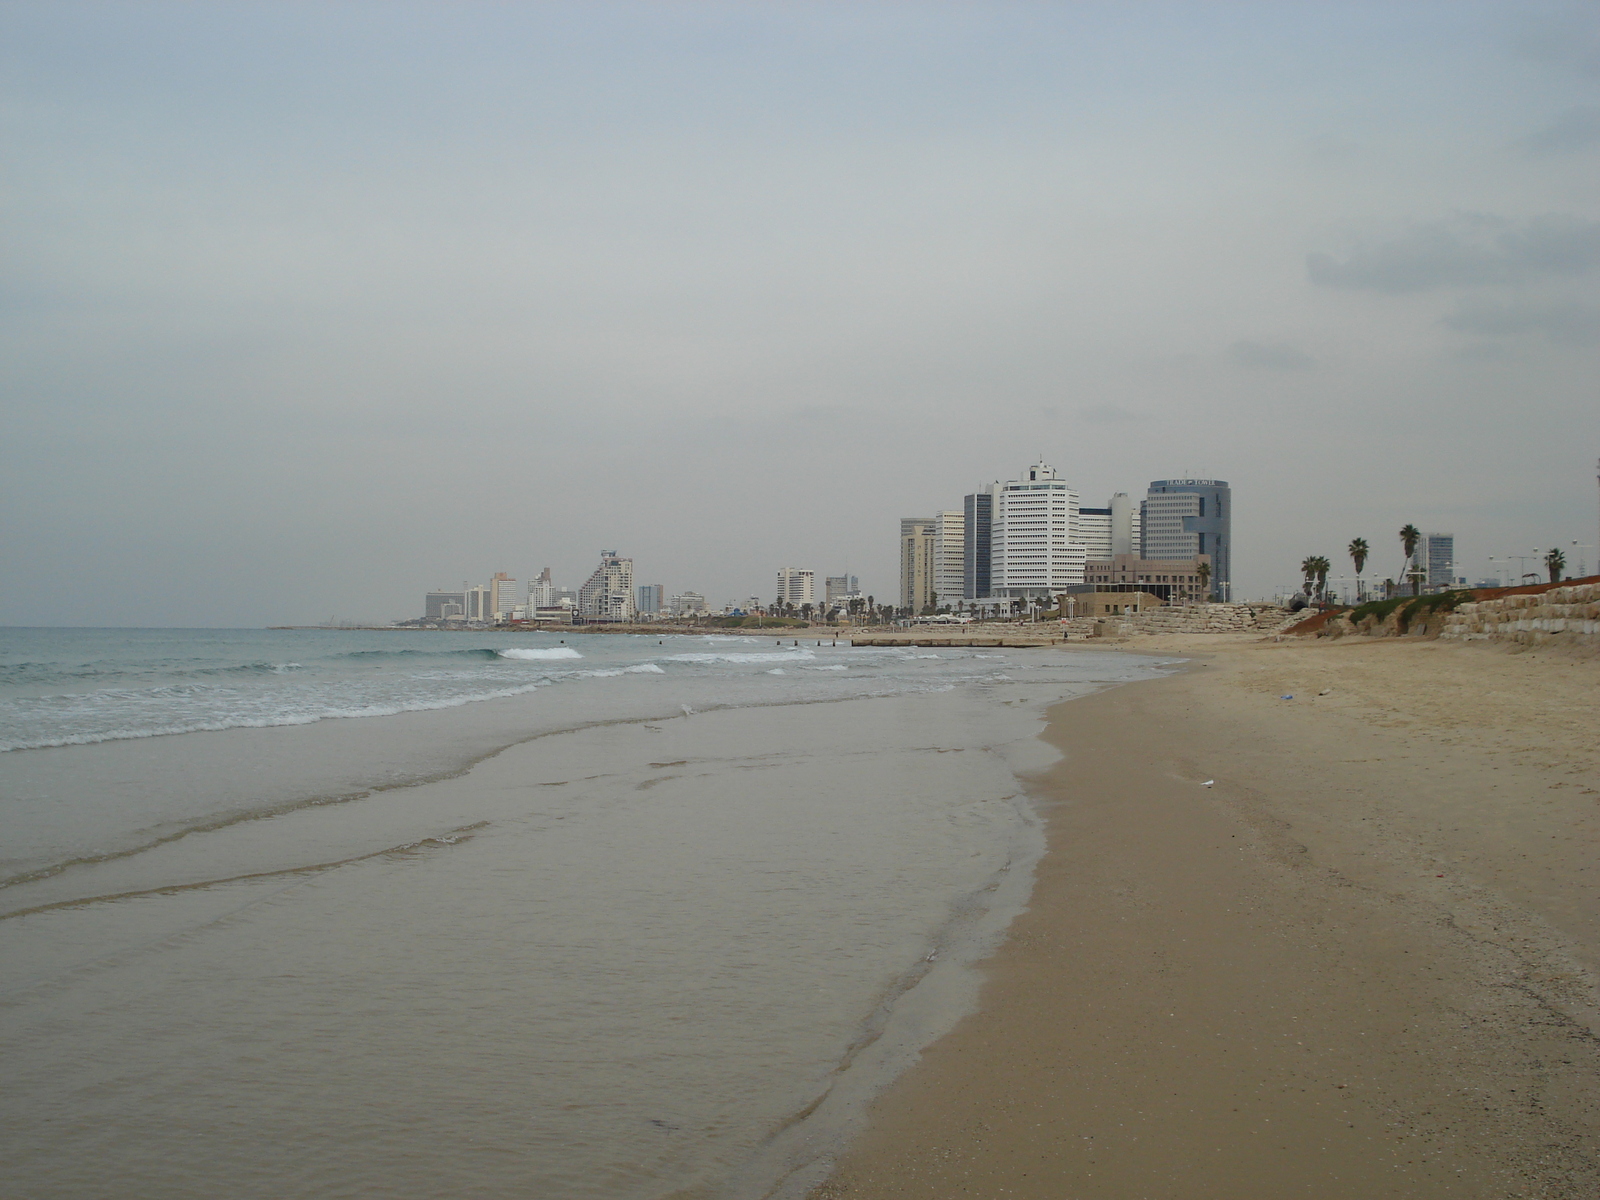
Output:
816,633,1600,1198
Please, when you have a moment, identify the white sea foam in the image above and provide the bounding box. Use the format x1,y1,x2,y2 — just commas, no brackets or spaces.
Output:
802,664,848,671
667,650,813,664
498,648,584,660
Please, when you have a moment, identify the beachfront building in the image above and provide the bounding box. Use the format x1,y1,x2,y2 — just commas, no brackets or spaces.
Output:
489,573,520,621
579,551,636,622
824,574,860,605
988,462,1086,601
933,510,964,608
1081,554,1211,604
900,518,936,612
528,568,554,609
1078,494,1143,562
776,567,815,609
1423,533,1456,589
635,583,664,616
1068,590,1165,617
424,591,464,621
962,484,998,601
669,591,706,616
462,584,492,622
1142,479,1231,600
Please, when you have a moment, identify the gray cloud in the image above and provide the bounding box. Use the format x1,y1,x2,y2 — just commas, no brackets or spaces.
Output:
1511,11,1600,81
1518,106,1600,156
1307,213,1600,293
1078,404,1142,425
1443,297,1600,346
1227,340,1314,370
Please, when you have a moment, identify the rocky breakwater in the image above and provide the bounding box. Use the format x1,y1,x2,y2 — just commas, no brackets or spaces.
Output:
1439,582,1600,647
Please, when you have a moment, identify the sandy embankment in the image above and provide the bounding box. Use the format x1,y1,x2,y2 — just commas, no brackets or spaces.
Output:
816,635,1600,1198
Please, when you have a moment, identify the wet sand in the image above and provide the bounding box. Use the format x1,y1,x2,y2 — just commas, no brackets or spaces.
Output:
815,636,1600,1199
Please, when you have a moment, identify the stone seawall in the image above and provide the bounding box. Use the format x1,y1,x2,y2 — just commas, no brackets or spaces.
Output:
1438,583,1600,647
1059,602,1298,639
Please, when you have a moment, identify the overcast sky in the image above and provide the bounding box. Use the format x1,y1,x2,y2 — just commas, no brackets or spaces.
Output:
4,1,1598,624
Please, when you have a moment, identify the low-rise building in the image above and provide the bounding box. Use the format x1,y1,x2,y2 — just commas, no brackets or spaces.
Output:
1067,590,1165,617
670,591,707,616
1080,554,1211,604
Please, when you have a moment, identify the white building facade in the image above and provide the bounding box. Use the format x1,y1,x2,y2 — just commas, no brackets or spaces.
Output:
933,510,965,608
579,551,636,621
776,567,816,608
988,461,1086,599
528,568,554,609
489,573,520,620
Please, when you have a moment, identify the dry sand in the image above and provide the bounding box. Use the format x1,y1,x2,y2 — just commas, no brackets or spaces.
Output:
814,635,1600,1199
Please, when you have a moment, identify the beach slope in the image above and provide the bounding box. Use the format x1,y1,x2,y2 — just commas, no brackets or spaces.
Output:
816,637,1600,1199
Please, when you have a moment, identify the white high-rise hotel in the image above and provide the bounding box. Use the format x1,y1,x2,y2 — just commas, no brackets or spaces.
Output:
988,461,1086,599
776,567,815,607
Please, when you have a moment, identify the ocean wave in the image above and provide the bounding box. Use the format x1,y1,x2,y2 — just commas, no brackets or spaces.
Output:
340,647,503,661
801,664,848,671
666,650,814,664
0,677,561,753
584,664,666,677
498,648,584,661
0,658,309,683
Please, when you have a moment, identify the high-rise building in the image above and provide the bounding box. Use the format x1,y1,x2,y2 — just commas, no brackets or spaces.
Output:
824,575,860,605
1077,508,1113,561
424,591,464,620
962,484,998,600
933,510,965,608
528,567,554,609
1078,495,1142,564
635,583,664,615
462,585,492,622
1423,533,1455,589
1142,479,1231,600
900,518,936,612
1110,493,1141,556
579,551,635,621
989,462,1085,599
489,572,520,620
776,567,816,608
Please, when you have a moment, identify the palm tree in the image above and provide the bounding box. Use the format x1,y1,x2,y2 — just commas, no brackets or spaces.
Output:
1546,547,1566,583
1399,524,1422,595
1312,555,1332,602
1348,538,1369,600
1196,561,1211,601
1301,555,1318,600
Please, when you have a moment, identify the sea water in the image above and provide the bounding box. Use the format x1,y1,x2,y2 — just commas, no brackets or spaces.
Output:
0,628,1172,1198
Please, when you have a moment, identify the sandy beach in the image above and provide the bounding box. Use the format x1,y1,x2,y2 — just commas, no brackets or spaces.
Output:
816,635,1600,1199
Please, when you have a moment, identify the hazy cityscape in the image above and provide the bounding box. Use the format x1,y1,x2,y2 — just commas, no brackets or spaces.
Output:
405,462,1533,628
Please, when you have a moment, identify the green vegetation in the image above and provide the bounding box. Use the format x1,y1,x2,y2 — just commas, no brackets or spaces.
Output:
1344,588,1474,633
706,615,808,628
1546,547,1565,583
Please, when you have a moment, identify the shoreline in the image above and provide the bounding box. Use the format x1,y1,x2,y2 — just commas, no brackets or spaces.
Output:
815,636,1600,1198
